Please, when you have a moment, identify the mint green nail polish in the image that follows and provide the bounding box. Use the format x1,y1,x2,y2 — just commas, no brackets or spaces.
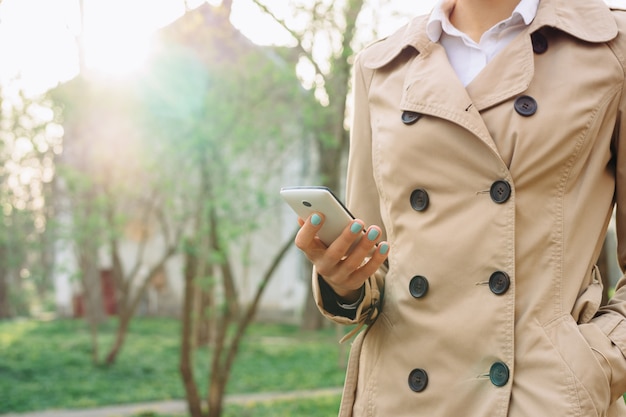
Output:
367,229,380,241
351,222,363,234
311,214,322,226
379,243,389,255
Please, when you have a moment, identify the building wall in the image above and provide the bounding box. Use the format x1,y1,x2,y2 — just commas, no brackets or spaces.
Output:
52,136,318,322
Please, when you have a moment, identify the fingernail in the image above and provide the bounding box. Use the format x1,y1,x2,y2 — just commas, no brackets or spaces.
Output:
367,228,380,241
311,214,322,226
350,222,363,234
379,243,389,255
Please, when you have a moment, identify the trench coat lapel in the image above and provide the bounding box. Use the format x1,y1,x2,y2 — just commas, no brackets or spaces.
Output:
398,33,502,156
465,31,534,113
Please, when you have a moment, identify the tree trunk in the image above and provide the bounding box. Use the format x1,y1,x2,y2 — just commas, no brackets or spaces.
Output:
300,259,325,330
104,257,174,365
88,320,100,365
102,219,178,365
195,286,214,347
0,244,10,318
208,204,239,320
206,295,232,417
207,367,227,417
205,230,297,417
180,242,204,417
79,246,105,364
80,253,105,325
0,262,11,319
104,311,131,365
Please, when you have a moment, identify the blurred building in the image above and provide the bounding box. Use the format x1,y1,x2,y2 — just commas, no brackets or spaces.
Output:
50,2,317,323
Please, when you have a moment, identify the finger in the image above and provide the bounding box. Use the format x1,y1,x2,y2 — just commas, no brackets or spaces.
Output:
332,225,383,278
338,225,381,263
347,240,390,285
324,219,366,260
294,212,325,250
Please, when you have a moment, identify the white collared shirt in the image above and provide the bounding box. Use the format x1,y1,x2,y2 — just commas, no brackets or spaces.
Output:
426,0,540,86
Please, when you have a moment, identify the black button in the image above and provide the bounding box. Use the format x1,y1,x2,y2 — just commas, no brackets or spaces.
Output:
514,95,537,117
489,271,510,295
408,368,428,392
490,180,511,204
531,32,548,54
402,111,422,125
409,276,429,298
410,188,429,211
489,361,510,387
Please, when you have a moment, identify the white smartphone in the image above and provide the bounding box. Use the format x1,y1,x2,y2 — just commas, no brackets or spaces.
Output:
280,186,356,247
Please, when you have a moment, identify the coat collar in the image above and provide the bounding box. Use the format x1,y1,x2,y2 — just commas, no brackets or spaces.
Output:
530,0,618,42
362,0,618,70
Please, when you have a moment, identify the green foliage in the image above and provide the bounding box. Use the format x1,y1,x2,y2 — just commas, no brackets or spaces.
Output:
135,35,310,253
0,91,61,317
0,318,348,413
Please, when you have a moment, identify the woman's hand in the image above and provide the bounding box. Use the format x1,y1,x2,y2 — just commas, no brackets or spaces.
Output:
294,212,390,304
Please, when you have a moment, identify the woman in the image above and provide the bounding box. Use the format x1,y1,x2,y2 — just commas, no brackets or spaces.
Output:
295,0,626,415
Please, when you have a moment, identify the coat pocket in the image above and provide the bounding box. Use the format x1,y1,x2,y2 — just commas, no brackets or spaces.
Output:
543,314,612,417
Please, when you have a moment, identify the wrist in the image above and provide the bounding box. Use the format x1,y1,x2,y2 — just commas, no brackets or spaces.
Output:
334,287,362,303
334,285,365,309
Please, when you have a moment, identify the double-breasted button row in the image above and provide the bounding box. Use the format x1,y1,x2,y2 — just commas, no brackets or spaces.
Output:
411,182,511,209
409,271,509,299
403,95,538,120
402,94,538,124
408,362,509,392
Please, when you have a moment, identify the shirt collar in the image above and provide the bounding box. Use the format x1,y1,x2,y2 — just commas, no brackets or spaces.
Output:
426,0,541,42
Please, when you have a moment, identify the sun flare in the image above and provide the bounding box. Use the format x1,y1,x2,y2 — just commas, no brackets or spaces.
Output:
82,33,154,76
79,0,214,77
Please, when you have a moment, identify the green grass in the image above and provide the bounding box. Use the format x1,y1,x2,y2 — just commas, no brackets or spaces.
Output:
0,318,348,414
127,395,343,417
223,395,342,417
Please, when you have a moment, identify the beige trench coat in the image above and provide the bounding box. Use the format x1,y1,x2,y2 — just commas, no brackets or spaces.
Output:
313,0,626,416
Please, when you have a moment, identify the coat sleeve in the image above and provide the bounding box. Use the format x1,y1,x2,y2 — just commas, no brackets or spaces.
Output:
312,51,387,332
581,9,626,402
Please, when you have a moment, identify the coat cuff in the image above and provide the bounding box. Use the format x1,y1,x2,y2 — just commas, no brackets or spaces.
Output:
312,267,383,328
317,276,364,320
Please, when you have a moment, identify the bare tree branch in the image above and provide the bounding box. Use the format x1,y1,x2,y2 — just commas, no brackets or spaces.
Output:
250,0,326,79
